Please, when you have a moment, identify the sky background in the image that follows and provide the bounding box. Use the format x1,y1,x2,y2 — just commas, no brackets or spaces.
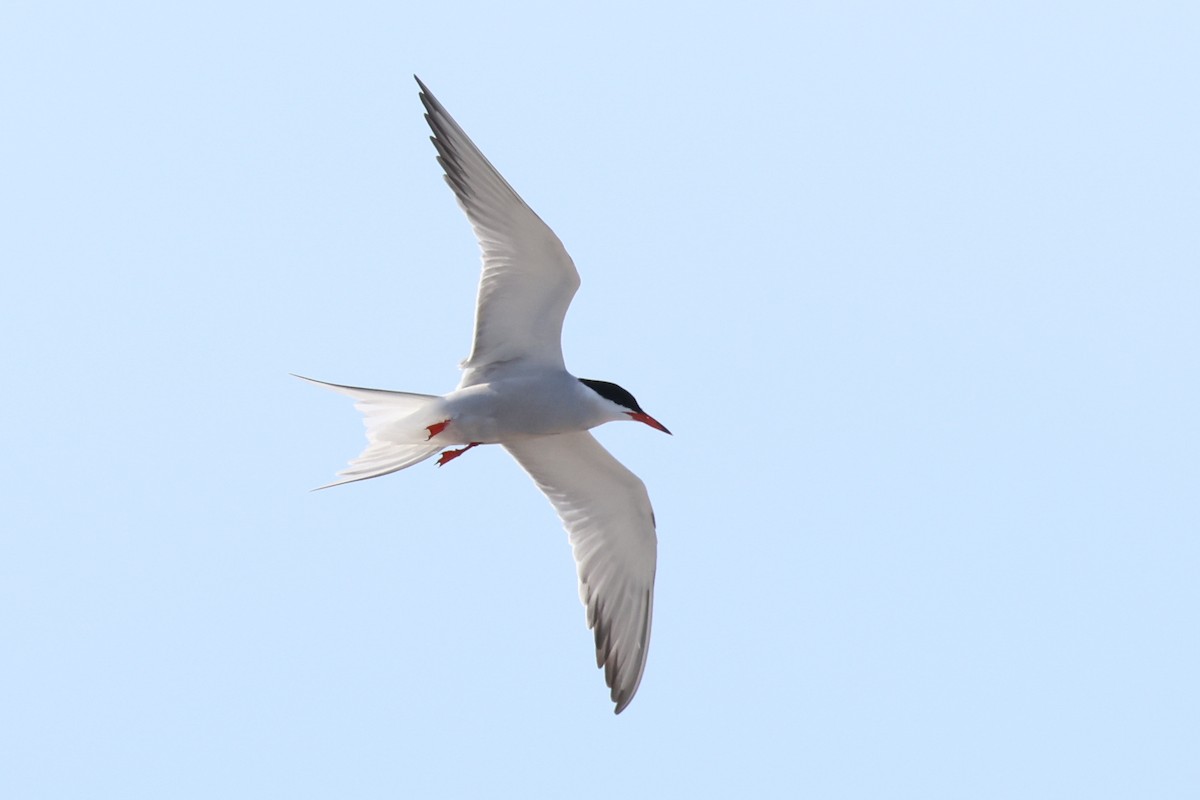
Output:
3,2,1198,797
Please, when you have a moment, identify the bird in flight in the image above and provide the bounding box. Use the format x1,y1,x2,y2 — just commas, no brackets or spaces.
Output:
298,77,670,714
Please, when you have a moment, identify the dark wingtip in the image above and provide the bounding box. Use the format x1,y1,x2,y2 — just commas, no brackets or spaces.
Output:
414,76,434,105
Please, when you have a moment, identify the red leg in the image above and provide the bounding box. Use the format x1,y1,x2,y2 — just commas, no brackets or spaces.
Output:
426,419,450,440
437,442,481,467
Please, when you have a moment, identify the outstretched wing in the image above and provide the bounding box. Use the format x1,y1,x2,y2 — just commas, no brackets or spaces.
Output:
417,77,580,378
503,431,658,714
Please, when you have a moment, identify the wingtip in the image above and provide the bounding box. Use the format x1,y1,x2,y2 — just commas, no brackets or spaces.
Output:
414,75,435,103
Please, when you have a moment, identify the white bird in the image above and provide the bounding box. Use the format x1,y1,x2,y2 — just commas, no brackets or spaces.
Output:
298,77,670,714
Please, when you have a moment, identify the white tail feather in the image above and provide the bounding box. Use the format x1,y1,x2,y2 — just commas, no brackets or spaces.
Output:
314,441,443,489
294,375,445,488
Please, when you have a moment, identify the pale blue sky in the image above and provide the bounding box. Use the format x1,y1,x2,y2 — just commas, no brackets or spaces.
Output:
3,2,1198,798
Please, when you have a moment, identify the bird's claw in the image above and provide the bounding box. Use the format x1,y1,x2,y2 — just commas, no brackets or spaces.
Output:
437,442,481,467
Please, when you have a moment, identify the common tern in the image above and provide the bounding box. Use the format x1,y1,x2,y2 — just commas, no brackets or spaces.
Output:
299,77,670,714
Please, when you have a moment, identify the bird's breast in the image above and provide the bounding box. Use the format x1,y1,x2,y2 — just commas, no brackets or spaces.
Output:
441,376,600,443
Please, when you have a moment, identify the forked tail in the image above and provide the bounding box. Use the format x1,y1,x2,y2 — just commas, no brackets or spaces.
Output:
294,375,444,489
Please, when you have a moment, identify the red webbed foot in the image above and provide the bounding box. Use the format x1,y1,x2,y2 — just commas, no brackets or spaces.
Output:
437,442,481,467
426,419,450,440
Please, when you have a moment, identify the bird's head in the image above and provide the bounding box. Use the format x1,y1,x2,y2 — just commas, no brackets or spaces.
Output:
579,378,671,434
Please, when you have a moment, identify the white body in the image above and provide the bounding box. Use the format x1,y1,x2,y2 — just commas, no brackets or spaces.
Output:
428,373,627,445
